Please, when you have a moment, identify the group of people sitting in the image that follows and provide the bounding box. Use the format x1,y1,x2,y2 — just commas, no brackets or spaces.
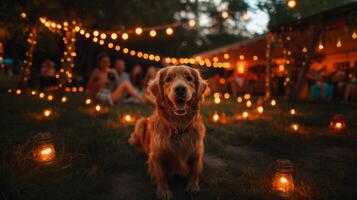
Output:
307,66,357,102
86,52,157,105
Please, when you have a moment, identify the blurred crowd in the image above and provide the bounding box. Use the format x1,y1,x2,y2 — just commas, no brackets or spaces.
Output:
86,52,157,105
306,66,357,102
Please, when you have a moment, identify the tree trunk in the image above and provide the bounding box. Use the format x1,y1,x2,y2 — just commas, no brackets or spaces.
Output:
293,24,323,99
265,33,274,100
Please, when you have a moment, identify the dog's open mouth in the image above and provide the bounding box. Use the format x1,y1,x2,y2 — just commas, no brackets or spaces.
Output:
173,99,187,115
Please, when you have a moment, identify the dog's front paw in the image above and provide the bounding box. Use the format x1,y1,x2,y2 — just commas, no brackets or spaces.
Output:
185,181,200,194
157,188,173,200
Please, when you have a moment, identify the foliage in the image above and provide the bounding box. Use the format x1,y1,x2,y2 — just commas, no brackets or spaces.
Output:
258,0,354,29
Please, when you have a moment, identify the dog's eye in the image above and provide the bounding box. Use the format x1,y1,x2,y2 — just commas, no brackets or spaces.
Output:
165,77,172,83
186,76,193,81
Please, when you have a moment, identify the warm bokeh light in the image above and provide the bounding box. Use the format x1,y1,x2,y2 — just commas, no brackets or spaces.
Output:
122,33,129,40
287,0,297,8
242,111,249,119
165,27,174,35
149,30,157,37
43,109,52,117
246,100,252,108
257,106,264,114
85,98,92,105
223,93,230,99
47,95,54,101
95,105,101,112
270,99,277,106
289,109,296,115
214,97,221,104
135,27,143,35
221,11,229,19
61,96,67,103
39,92,45,99
188,19,196,27
237,96,243,103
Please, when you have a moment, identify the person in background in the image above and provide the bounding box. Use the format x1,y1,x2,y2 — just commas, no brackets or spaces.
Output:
344,68,357,102
207,73,221,94
38,59,57,89
86,52,143,105
112,58,129,90
142,66,157,104
228,69,245,97
130,64,144,90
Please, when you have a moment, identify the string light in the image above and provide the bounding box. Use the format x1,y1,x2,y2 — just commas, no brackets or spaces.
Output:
318,41,324,50
122,33,129,40
352,31,357,39
287,0,297,8
188,19,196,27
148,30,156,37
135,27,143,35
221,11,229,19
165,27,174,35
336,38,342,48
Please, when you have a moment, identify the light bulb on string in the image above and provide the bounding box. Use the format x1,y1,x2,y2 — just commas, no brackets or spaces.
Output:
122,33,129,40
166,28,174,35
135,27,143,35
336,38,342,48
149,30,157,37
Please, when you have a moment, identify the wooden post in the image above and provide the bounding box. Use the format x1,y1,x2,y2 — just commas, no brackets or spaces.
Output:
265,33,274,100
293,24,322,99
21,27,37,83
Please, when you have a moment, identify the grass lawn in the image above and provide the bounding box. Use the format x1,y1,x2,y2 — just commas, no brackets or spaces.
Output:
0,81,356,200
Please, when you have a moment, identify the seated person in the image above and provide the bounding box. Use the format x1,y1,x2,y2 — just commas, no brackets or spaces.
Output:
38,59,57,89
112,58,129,89
86,52,143,105
130,64,144,90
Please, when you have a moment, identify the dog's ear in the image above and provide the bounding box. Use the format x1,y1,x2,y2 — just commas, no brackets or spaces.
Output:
190,68,208,102
147,67,167,102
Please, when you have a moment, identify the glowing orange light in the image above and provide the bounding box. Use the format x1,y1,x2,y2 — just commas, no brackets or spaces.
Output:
289,109,296,115
214,97,221,104
85,98,92,105
223,93,230,99
122,33,129,40
270,99,277,106
237,96,243,103
135,27,143,35
61,96,67,103
287,0,297,8
149,30,157,37
43,109,52,117
95,105,101,112
257,106,264,114
166,28,174,35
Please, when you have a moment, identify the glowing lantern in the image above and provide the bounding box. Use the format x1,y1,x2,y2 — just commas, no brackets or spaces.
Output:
214,97,221,104
329,115,347,132
287,0,297,8
291,123,300,132
33,132,56,165
84,98,91,105
318,41,324,50
61,96,67,103
270,99,277,106
16,89,22,95
212,113,220,123
210,111,227,124
289,109,296,116
223,93,230,99
257,106,264,114
273,159,294,197
120,113,137,125
242,111,249,119
43,109,52,117
95,104,101,112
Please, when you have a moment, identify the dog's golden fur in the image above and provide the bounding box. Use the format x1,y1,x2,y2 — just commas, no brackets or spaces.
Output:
129,65,207,199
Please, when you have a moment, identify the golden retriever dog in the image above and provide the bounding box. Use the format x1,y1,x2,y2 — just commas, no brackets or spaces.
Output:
129,65,208,199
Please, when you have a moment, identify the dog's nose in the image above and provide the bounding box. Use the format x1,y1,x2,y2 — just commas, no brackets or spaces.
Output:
175,85,186,97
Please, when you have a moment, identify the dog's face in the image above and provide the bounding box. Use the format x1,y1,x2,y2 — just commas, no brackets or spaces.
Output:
148,65,207,116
